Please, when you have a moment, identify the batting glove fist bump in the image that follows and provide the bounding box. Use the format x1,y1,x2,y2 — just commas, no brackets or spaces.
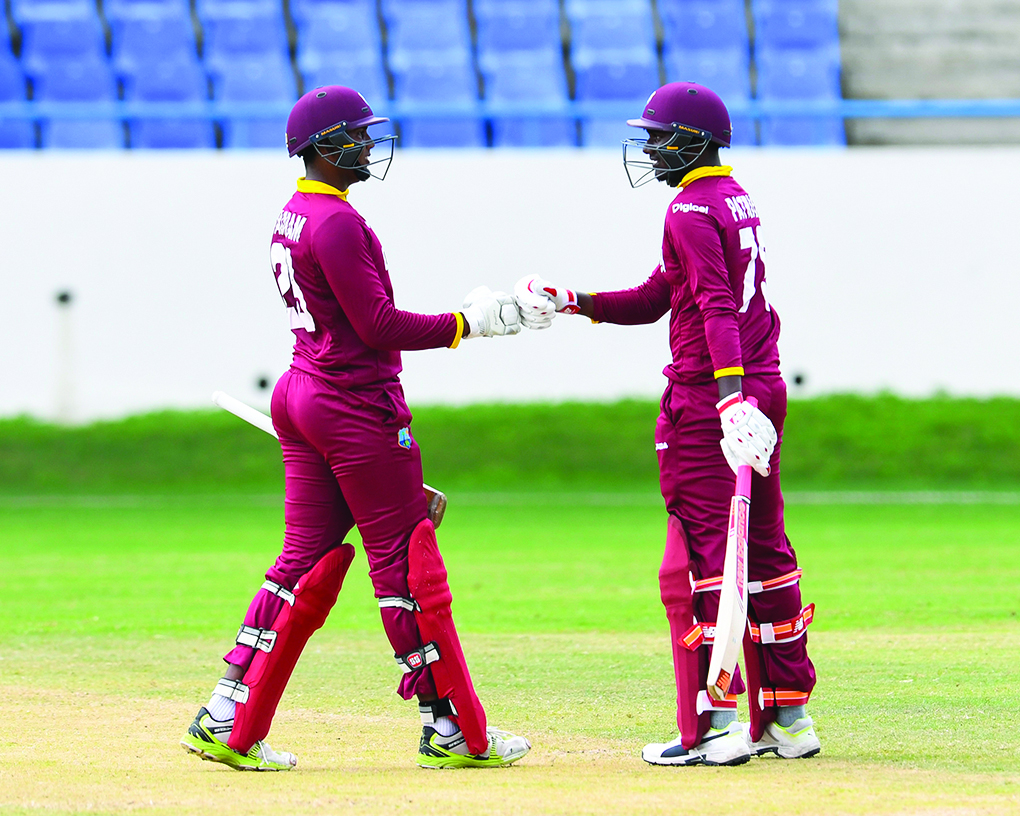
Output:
717,392,777,477
514,275,579,330
461,286,522,338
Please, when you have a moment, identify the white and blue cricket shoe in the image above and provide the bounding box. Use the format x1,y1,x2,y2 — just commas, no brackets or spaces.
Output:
642,721,751,766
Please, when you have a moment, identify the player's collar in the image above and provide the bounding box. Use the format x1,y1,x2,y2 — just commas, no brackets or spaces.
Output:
678,165,733,189
297,177,349,200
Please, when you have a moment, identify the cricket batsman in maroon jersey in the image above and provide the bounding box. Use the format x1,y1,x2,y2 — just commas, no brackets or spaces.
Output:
180,86,530,770
516,83,820,766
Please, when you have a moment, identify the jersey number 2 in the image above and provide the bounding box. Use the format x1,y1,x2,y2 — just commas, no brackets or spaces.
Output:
271,242,316,332
738,225,770,314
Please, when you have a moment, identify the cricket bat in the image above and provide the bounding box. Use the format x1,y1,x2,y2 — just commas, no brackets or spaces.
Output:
705,397,757,701
211,390,447,528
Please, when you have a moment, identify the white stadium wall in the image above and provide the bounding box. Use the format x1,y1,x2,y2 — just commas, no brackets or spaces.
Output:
1,146,1016,422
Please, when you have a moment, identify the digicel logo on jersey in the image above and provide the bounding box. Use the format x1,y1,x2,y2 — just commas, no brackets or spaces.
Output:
672,202,710,214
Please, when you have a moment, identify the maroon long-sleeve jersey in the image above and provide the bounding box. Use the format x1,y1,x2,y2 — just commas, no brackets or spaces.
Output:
269,178,463,391
592,166,781,384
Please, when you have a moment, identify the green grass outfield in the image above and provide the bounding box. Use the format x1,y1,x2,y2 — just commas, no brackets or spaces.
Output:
1,495,1018,815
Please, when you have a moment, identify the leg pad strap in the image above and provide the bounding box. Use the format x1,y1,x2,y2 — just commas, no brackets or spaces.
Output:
395,642,441,673
758,688,812,708
236,625,278,653
419,697,457,724
748,604,814,645
214,678,249,705
695,568,803,595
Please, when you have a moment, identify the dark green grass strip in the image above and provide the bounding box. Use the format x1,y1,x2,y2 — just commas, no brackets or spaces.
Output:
1,394,1019,493
2,502,1017,637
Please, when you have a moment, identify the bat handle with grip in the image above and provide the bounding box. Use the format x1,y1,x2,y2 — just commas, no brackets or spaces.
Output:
733,396,758,496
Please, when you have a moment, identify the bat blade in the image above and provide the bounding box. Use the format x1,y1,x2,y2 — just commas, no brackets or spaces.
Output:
706,472,751,700
706,394,760,702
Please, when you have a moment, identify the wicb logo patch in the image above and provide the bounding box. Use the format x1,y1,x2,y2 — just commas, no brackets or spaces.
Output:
397,427,413,449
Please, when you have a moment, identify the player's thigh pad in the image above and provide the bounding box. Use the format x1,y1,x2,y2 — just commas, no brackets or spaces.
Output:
741,569,815,742
402,519,488,756
221,543,356,754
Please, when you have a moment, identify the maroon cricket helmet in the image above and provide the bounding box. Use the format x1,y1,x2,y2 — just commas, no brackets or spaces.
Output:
286,85,389,157
627,82,732,147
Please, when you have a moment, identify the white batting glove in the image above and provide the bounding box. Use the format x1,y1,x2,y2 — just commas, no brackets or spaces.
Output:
461,286,522,338
515,275,580,316
717,392,777,477
513,276,556,330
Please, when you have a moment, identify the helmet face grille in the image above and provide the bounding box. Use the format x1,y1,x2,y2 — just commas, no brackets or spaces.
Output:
312,126,397,182
622,126,713,189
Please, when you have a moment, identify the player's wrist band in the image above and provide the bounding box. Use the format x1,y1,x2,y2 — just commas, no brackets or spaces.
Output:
716,392,743,414
450,312,466,349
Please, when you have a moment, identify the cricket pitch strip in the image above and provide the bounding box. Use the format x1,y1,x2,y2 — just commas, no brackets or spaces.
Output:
0,631,1018,815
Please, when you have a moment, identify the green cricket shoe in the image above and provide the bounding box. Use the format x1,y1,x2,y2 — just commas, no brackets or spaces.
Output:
417,725,531,769
180,707,297,771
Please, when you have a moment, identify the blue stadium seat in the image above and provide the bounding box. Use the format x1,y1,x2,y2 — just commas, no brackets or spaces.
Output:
475,0,558,13
753,0,839,51
289,0,376,26
482,51,573,147
574,55,659,100
398,116,486,148
392,56,476,103
658,0,749,52
475,4,561,54
201,5,290,77
759,115,843,146
103,0,191,23
215,57,297,148
295,6,381,74
569,8,656,65
664,48,751,101
195,0,277,18
756,48,844,145
564,0,647,17
0,121,36,148
303,53,389,104
574,56,660,147
43,119,126,148
34,56,124,148
0,50,35,148
33,54,117,101
0,48,27,99
392,58,483,147
756,47,840,100
9,0,95,23
380,0,466,25
385,6,471,70
124,57,216,148
19,13,107,78
664,48,754,145
110,9,199,77
727,116,757,146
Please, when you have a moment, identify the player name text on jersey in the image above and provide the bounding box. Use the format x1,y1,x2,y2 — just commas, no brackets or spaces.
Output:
724,194,758,223
275,210,308,243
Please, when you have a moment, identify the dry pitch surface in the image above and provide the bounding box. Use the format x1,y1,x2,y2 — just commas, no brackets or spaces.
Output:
2,630,1018,816
1,500,1018,814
